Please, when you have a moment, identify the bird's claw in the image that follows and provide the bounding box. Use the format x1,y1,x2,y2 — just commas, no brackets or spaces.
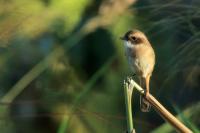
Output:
144,90,150,99
125,76,134,90
126,74,136,82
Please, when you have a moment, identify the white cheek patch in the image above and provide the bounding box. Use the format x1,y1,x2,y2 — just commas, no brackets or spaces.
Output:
124,41,133,48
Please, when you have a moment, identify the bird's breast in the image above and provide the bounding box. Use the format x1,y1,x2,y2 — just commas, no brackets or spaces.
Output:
127,55,139,73
124,41,155,77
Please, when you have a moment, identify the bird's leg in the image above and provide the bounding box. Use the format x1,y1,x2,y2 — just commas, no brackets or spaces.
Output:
145,75,151,99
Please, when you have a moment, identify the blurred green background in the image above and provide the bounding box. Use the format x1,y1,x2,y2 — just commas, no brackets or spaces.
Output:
0,0,199,133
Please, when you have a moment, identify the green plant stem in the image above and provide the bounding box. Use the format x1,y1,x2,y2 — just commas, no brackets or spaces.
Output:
124,80,135,133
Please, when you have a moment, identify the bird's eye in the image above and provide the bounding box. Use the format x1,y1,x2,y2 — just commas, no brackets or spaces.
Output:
131,36,136,41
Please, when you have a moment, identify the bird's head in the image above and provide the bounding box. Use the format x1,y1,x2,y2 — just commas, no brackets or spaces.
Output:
120,29,149,47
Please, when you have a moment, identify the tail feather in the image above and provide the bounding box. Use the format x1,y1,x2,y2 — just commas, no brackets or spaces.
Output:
140,77,151,112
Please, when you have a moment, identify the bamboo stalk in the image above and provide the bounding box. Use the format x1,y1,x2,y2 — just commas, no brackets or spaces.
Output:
129,79,193,133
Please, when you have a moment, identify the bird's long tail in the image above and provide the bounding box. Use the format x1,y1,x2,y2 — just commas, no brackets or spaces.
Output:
140,76,151,112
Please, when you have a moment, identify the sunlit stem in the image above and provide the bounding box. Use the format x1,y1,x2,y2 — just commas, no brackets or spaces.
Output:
129,78,192,133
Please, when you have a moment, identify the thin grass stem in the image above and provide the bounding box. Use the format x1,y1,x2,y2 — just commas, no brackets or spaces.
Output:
124,78,136,133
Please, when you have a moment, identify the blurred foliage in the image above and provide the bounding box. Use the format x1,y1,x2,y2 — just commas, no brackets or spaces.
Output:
0,0,199,133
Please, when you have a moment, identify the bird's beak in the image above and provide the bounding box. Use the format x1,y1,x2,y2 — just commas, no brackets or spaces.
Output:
120,36,126,40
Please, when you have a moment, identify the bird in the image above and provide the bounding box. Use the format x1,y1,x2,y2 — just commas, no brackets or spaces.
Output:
120,29,155,112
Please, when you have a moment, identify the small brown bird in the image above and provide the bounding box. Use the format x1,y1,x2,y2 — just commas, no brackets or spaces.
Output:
120,29,155,112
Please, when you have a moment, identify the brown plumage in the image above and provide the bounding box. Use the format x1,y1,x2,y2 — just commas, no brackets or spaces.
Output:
121,29,155,112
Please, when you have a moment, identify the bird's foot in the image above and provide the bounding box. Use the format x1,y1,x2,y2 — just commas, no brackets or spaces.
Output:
144,90,150,99
141,91,151,112
126,74,136,80
125,77,134,90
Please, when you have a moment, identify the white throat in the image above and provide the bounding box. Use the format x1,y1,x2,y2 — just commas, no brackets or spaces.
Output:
124,41,134,49
124,41,135,50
